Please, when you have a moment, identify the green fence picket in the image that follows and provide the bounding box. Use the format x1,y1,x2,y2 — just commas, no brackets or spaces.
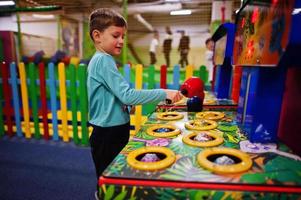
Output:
78,64,88,146
28,63,40,139
69,64,79,144
148,65,155,89
143,65,156,115
199,65,208,83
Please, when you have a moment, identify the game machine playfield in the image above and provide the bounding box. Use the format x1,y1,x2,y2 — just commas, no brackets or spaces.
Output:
97,1,301,199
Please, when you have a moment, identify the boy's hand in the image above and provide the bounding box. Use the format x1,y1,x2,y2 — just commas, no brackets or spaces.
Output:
164,89,184,104
130,106,135,114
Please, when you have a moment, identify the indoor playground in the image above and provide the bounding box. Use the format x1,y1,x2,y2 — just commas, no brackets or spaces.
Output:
0,0,300,199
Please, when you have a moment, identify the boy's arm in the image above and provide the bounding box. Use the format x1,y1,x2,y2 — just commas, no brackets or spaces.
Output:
99,55,167,105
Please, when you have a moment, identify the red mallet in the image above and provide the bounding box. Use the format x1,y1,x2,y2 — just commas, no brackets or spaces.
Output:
180,76,205,100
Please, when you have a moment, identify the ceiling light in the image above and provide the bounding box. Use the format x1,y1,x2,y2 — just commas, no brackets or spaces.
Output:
170,9,191,16
0,1,15,6
32,14,55,19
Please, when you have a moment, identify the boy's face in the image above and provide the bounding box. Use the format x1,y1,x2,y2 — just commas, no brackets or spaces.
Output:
206,41,214,51
93,25,126,56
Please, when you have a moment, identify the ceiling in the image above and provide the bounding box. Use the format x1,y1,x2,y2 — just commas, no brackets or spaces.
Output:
15,0,242,34
17,0,242,16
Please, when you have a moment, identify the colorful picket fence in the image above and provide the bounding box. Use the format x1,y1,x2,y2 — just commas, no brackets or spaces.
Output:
121,64,209,90
0,61,90,145
0,61,209,145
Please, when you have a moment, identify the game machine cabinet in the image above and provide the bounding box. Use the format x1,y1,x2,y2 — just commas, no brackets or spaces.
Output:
211,22,235,100
97,1,301,198
233,0,300,146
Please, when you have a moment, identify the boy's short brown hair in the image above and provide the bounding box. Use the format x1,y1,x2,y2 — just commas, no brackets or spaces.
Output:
89,8,127,41
205,38,214,45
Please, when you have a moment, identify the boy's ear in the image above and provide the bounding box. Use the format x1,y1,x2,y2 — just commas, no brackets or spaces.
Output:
92,30,102,43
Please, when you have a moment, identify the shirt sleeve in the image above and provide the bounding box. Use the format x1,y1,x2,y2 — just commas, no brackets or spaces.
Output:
96,54,166,105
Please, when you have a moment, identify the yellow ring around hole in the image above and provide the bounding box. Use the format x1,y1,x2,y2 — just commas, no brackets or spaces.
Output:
185,119,218,131
182,131,224,147
146,124,181,138
196,111,225,120
203,99,216,105
197,147,252,174
157,112,184,121
127,146,176,171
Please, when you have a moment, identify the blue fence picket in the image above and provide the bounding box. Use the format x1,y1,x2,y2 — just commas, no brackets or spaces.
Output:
172,64,180,90
10,62,22,137
48,63,59,141
124,64,131,86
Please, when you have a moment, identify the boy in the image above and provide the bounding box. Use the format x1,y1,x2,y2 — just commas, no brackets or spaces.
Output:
87,8,182,199
205,37,215,83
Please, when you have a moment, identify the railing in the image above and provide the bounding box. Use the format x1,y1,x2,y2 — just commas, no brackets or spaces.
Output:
0,61,209,145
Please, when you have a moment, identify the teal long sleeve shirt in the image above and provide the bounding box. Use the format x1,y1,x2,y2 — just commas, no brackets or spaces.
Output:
87,52,166,127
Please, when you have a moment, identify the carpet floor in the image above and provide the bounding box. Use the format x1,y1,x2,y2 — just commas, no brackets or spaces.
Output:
0,136,97,200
